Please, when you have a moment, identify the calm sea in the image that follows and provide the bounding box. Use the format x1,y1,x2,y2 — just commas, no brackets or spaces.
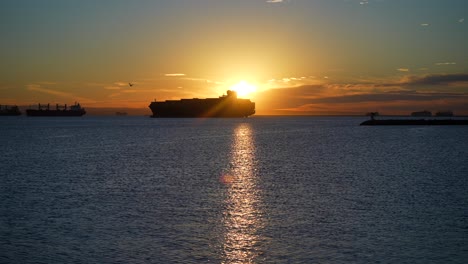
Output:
1,116,467,263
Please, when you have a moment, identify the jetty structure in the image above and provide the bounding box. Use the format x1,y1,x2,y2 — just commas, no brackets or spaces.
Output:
360,111,468,126
361,119,468,126
149,90,255,118
0,105,21,116
26,102,86,117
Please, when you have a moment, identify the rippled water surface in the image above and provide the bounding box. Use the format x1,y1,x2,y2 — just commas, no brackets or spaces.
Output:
1,116,467,263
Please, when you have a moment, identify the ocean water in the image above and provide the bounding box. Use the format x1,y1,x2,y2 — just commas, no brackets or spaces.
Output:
1,116,467,263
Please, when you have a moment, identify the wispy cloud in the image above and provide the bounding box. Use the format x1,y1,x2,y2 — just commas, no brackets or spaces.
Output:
397,68,410,72
101,81,138,90
36,81,57,85
26,84,95,103
108,92,121,98
114,82,130,86
346,0,384,6
400,73,468,86
291,91,465,104
164,73,186,77
266,0,284,3
27,84,71,97
459,18,465,23
85,82,106,87
420,23,430,27
435,62,456,66
264,76,326,89
122,90,137,93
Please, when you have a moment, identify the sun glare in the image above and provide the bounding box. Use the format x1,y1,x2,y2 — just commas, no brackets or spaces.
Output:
230,80,257,97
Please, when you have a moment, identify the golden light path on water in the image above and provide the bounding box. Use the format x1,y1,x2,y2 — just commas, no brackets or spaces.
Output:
221,123,264,264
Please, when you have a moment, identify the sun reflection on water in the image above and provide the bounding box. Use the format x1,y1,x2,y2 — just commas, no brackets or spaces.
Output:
222,123,264,264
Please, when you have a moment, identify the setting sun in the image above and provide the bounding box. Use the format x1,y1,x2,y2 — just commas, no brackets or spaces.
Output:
230,81,257,97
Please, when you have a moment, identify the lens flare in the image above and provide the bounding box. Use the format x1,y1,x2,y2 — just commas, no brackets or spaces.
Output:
229,80,257,97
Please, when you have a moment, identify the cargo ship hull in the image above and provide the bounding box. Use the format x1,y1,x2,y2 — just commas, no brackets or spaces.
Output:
26,109,86,117
149,90,255,118
26,103,86,117
0,112,21,116
0,105,21,116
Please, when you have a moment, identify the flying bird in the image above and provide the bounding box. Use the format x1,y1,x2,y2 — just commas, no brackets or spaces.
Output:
129,83,134,87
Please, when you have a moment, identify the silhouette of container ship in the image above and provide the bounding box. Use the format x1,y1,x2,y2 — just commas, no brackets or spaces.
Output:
149,90,255,117
26,102,86,117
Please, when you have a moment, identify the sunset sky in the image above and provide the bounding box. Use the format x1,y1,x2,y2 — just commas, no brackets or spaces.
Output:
1,0,467,115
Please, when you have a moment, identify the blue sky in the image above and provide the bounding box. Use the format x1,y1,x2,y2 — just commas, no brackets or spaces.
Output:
1,0,467,114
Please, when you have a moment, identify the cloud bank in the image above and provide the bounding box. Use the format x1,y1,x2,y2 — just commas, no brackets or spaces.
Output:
253,73,468,115
401,73,468,86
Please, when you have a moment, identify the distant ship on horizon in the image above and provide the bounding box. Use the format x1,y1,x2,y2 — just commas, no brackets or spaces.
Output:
411,110,432,117
149,90,255,118
435,110,454,117
0,105,21,116
26,102,86,117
